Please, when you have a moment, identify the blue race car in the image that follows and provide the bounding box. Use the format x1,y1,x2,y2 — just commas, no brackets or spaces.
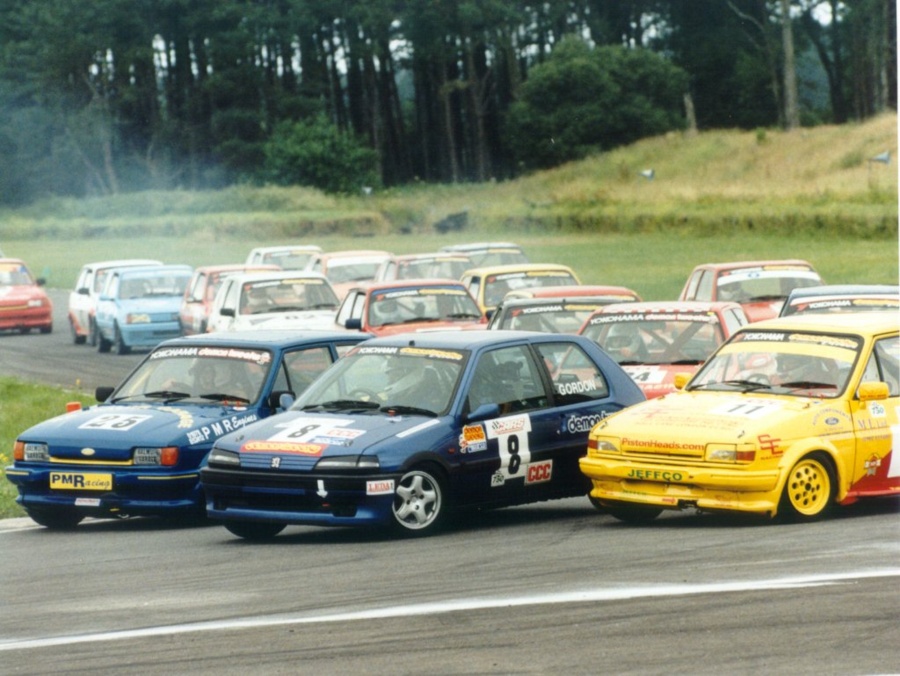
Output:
200,330,645,539
95,264,193,354
6,330,368,528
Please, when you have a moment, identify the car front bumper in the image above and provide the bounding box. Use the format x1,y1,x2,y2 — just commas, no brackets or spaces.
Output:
578,455,783,516
5,465,203,517
201,466,401,527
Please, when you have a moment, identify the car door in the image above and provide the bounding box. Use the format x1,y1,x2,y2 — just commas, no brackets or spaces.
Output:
457,344,558,506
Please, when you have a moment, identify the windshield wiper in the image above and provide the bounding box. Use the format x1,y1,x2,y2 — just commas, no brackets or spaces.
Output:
131,390,191,402
199,392,251,404
379,404,437,417
720,379,773,392
302,399,380,411
780,380,836,390
446,312,482,319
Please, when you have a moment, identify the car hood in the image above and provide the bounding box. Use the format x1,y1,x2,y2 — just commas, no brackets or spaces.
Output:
113,296,182,312
217,410,444,467
621,364,702,399
235,310,337,331
0,285,48,307
593,391,851,457
18,403,262,461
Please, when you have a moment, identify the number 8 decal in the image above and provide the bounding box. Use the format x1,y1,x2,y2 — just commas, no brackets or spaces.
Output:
486,414,532,480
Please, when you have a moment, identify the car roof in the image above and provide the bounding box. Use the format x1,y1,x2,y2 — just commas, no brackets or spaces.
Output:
116,264,193,277
440,241,523,253
156,329,370,350
461,262,577,276
739,311,899,336
358,328,592,351
691,259,816,272
594,300,744,314
355,278,467,293
248,245,322,254
224,270,330,283
315,249,391,260
80,259,162,271
785,283,900,299
192,263,280,274
504,284,640,300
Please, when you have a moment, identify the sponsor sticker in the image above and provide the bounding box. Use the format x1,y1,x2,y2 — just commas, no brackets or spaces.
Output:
460,424,488,453
50,473,113,491
241,441,325,456
366,480,395,495
79,413,152,431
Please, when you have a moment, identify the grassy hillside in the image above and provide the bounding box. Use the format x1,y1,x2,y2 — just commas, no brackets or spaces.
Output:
0,113,896,300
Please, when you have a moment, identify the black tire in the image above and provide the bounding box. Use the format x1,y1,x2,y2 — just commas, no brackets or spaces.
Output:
113,324,131,355
40,323,52,334
26,507,84,530
224,521,286,540
71,320,86,344
778,453,835,522
391,466,447,536
588,494,605,512
97,328,112,353
602,501,662,524
88,318,99,347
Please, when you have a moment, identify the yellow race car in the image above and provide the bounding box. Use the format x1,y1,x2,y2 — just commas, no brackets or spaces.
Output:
579,312,900,523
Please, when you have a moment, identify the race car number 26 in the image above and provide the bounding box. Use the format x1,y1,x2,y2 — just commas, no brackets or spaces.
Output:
78,414,152,431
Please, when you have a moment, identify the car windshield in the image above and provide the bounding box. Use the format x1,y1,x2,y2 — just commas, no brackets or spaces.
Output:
264,251,318,269
327,259,385,284
0,262,34,286
499,303,611,334
717,269,822,303
582,313,725,365
294,345,468,416
686,330,862,398
239,278,339,315
368,287,482,327
484,271,577,308
112,347,273,404
119,273,190,299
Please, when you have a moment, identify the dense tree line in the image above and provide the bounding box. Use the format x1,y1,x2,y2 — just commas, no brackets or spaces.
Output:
0,0,894,205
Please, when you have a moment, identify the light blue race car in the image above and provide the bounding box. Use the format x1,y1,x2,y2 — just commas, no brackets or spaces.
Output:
95,264,193,354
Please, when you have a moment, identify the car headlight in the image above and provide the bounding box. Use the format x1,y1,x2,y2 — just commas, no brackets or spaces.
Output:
127,313,151,324
314,455,381,471
15,441,49,462
207,448,240,468
133,446,179,466
705,444,756,463
586,436,619,456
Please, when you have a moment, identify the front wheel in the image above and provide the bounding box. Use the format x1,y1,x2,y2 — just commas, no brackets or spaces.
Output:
224,521,286,540
602,501,662,524
778,453,834,522
26,507,84,530
113,324,131,355
391,467,447,536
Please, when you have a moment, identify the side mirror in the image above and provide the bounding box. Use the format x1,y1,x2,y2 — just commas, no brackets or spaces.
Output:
220,307,235,317
673,373,691,390
78,287,90,296
858,381,889,401
267,390,295,410
95,386,115,402
345,318,362,330
466,402,500,423
36,278,47,286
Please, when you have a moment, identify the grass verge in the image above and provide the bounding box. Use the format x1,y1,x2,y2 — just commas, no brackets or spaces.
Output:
0,378,95,519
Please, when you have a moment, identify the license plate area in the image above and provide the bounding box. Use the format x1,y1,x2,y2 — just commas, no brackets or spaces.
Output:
49,472,113,491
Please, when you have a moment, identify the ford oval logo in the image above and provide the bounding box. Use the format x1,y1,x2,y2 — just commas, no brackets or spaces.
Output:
81,448,96,456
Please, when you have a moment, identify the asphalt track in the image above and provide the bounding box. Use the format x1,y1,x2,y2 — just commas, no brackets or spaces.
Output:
1,289,899,674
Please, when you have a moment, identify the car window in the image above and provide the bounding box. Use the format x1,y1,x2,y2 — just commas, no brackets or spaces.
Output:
723,308,746,335
466,345,548,414
534,342,610,405
695,270,714,301
282,346,336,394
863,336,900,396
